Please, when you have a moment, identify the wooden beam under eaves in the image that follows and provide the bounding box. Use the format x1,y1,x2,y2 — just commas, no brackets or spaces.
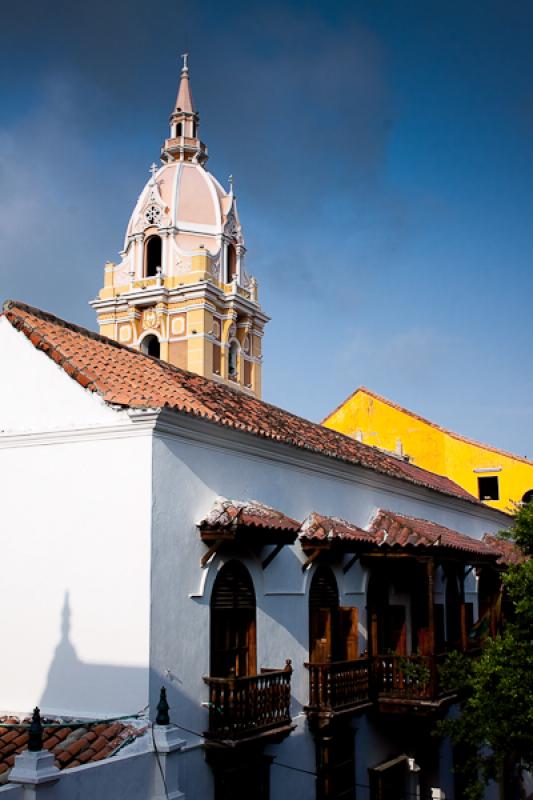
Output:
302,548,323,571
201,539,224,568
261,543,284,570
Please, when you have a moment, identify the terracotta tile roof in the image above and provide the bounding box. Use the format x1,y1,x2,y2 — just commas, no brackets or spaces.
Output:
369,511,499,559
3,301,492,507
298,509,500,560
483,533,526,566
0,717,146,784
324,386,533,468
198,498,301,534
299,512,375,544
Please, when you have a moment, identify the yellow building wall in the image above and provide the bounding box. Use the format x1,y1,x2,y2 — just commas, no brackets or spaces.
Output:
323,390,533,513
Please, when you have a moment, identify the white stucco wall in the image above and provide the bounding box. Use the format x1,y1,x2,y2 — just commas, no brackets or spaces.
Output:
148,411,507,800
0,328,152,717
0,317,121,433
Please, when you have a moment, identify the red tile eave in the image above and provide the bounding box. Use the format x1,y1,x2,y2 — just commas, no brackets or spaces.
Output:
299,512,375,545
482,533,526,566
2,301,509,512
198,500,301,539
371,510,501,560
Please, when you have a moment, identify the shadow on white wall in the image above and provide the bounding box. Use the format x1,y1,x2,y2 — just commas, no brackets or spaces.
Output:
39,593,148,717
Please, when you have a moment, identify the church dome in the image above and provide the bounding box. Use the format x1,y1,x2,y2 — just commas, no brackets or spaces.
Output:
125,161,236,255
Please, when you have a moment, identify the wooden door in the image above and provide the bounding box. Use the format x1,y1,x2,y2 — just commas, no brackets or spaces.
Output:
386,606,407,655
369,756,409,800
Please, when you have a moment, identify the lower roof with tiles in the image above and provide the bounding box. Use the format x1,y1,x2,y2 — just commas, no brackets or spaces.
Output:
2,300,504,510
0,717,146,784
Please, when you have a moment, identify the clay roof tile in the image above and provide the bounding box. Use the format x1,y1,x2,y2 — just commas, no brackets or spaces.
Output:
2,301,509,511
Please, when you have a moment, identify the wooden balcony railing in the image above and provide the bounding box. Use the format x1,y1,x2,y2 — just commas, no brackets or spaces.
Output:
304,653,472,717
372,654,448,701
203,661,292,741
305,659,371,714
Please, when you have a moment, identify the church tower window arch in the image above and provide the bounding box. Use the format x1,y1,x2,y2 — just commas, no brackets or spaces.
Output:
228,339,240,380
144,235,162,278
140,333,160,359
227,242,237,282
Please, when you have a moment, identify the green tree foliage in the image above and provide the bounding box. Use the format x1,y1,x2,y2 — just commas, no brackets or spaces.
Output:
439,502,533,799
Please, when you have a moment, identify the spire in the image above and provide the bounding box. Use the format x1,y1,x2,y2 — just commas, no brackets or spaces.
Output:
175,53,195,113
162,54,208,165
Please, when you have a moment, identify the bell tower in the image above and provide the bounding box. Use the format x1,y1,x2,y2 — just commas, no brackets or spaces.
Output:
91,56,268,398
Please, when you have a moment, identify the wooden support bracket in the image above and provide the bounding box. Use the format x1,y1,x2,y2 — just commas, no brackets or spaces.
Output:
343,554,360,574
302,548,322,572
201,539,224,568
262,543,284,570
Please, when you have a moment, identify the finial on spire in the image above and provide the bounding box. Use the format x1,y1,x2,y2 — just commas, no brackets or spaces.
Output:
149,163,158,182
181,53,189,74
228,175,234,193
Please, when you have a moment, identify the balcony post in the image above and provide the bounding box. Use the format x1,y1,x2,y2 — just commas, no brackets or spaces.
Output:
426,560,437,695
460,568,468,651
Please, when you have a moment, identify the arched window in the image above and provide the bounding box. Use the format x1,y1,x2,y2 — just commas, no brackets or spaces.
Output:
522,489,533,505
145,235,162,278
228,340,239,380
227,243,237,281
211,561,256,678
309,566,339,663
140,334,160,358
175,122,182,137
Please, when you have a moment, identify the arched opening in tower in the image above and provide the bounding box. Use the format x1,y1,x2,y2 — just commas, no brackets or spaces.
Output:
141,334,160,359
145,236,162,278
175,122,182,137
228,341,239,380
227,243,237,281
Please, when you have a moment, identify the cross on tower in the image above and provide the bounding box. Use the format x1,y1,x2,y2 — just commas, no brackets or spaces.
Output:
181,53,189,72
149,163,158,181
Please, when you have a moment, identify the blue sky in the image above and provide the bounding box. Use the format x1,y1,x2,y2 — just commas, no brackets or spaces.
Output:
1,0,532,455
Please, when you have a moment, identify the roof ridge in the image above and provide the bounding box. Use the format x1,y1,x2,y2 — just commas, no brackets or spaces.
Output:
5,299,507,512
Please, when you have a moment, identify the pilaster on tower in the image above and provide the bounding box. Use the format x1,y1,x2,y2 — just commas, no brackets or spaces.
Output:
91,56,269,399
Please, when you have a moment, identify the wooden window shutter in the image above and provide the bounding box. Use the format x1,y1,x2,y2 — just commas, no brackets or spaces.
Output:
339,607,359,661
309,566,339,663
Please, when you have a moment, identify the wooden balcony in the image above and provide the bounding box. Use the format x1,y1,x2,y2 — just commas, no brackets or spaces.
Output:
304,653,476,721
203,662,293,744
372,654,455,714
305,659,372,723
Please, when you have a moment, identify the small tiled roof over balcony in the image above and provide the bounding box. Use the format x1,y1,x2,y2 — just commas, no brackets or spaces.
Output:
369,510,501,560
299,512,375,544
298,509,504,562
483,533,526,566
199,498,301,538
0,717,147,784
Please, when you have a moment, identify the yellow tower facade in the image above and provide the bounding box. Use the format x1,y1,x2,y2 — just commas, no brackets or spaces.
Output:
91,56,268,397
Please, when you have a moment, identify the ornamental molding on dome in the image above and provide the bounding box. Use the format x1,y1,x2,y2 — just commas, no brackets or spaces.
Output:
224,207,243,243
131,177,171,235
